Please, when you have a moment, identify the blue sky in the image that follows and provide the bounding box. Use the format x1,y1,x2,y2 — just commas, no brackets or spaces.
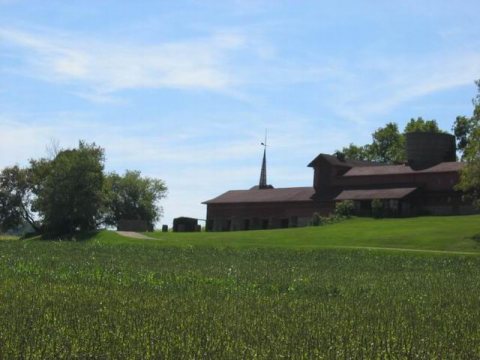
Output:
1,0,480,226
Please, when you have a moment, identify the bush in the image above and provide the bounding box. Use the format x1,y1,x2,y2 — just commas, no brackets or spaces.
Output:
311,213,332,226
335,200,355,218
371,199,384,218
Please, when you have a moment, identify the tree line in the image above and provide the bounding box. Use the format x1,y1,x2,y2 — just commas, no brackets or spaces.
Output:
0,141,167,236
336,80,480,207
336,117,445,164
336,85,480,164
456,80,480,207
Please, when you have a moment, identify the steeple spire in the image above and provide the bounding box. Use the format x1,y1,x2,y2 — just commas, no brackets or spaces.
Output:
259,130,270,189
259,147,267,188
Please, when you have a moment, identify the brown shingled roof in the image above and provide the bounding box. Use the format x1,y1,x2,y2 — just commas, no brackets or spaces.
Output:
335,187,418,201
343,162,463,177
308,153,380,168
203,187,315,204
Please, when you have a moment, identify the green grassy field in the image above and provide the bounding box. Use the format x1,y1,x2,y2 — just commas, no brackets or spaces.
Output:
133,215,480,253
1,215,480,358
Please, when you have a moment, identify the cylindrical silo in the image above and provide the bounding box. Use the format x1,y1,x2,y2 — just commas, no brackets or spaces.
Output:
405,132,456,170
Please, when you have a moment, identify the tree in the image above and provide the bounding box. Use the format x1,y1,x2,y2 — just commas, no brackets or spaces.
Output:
456,127,480,207
33,141,105,235
453,81,480,159
369,122,405,163
453,116,474,159
337,143,371,161
0,166,39,233
404,117,442,133
1,140,168,237
455,80,480,207
336,118,449,164
104,170,167,230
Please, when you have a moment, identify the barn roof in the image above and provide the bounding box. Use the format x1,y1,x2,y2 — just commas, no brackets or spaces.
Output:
335,187,418,201
308,153,379,168
342,162,463,177
203,187,315,204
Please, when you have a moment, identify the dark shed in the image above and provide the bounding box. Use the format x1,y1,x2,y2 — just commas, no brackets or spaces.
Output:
173,217,199,232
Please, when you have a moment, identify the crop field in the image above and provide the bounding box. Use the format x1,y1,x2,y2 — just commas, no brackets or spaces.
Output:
1,222,480,358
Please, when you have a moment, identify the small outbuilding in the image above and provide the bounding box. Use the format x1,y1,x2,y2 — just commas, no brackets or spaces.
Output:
173,217,199,232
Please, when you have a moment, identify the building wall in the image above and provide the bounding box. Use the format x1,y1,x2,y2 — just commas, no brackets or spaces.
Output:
351,191,476,217
206,201,334,231
422,191,476,216
313,158,350,195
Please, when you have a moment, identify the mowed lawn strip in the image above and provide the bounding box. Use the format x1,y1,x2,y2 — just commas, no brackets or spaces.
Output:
126,215,480,253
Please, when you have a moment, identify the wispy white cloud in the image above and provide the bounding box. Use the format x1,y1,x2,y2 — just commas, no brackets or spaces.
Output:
326,52,480,124
4,24,474,117
0,27,246,96
0,26,358,104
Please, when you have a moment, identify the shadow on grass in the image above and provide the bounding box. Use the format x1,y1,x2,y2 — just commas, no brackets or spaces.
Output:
471,233,480,243
21,231,100,242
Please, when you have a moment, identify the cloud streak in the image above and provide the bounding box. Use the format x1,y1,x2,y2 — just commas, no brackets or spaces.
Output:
0,27,245,96
3,24,477,117
326,52,480,124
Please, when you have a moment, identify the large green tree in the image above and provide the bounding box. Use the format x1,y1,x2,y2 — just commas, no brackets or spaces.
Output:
453,115,474,159
456,127,480,207
104,170,167,230
404,117,442,134
0,166,39,232
32,141,106,235
338,143,372,161
455,80,480,206
1,141,168,236
369,122,405,163
453,81,480,159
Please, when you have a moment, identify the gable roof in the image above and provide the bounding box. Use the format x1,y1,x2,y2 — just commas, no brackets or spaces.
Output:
203,187,315,204
335,187,418,201
343,162,464,177
308,153,379,168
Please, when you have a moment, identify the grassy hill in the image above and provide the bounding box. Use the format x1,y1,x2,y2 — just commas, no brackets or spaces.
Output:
5,214,478,253
113,215,480,253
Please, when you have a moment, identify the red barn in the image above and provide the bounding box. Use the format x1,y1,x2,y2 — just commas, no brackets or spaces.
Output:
203,132,475,231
